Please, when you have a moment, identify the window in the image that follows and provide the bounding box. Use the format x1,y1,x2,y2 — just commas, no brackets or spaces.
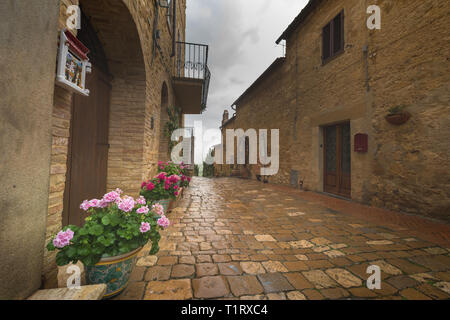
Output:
322,10,344,64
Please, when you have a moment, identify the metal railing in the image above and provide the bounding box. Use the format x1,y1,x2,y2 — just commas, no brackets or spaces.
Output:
175,41,210,111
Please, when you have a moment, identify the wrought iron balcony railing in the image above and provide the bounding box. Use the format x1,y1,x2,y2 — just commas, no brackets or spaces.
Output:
174,41,210,112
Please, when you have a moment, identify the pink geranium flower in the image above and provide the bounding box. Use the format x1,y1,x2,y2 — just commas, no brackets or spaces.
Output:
136,206,149,215
140,222,151,233
156,172,167,180
88,199,101,208
146,182,155,191
118,196,136,213
80,200,91,211
98,199,108,208
157,215,170,228
137,196,146,205
168,175,180,183
53,228,74,248
103,191,120,203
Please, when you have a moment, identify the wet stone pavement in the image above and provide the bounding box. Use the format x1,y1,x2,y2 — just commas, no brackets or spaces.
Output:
116,177,450,300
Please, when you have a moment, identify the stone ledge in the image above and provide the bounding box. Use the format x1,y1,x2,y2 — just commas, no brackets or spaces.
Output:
27,284,106,300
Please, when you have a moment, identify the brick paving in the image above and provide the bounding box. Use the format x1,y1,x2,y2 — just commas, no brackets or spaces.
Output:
115,177,450,300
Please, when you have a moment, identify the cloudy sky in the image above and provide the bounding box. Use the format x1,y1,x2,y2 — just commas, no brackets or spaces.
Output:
184,0,309,163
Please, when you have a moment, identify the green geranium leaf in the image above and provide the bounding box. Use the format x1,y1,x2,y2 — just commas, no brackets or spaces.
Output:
78,247,91,256
78,228,88,236
46,241,55,251
89,225,104,236
101,216,110,225
55,251,71,266
66,246,77,258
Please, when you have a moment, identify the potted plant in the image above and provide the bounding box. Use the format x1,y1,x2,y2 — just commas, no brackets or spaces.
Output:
140,172,181,213
385,105,411,125
46,189,170,299
158,161,191,187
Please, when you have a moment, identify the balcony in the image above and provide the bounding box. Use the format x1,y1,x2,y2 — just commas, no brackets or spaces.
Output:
173,41,211,114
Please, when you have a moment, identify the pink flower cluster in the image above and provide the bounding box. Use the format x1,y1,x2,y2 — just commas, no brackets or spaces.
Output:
137,196,146,205
141,180,155,191
79,189,150,215
157,215,170,229
136,205,149,215
140,222,151,233
117,196,136,213
158,160,167,171
53,228,74,248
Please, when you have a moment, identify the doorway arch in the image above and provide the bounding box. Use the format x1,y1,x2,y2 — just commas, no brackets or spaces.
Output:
63,0,147,226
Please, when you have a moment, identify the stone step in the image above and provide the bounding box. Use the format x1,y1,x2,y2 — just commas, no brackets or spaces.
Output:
27,284,106,300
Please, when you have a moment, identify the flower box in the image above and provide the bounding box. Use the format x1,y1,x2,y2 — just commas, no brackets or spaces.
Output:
385,112,411,125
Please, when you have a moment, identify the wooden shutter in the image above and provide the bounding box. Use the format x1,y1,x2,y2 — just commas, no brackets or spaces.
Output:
322,10,344,64
322,22,331,62
332,13,342,54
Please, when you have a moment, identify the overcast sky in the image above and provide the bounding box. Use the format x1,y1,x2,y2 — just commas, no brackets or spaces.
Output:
184,0,309,163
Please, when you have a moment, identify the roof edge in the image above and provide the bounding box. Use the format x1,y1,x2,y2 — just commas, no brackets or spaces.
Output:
276,0,321,44
231,57,286,107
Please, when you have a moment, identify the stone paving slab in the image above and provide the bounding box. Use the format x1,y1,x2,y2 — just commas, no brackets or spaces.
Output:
115,177,450,300
28,284,106,300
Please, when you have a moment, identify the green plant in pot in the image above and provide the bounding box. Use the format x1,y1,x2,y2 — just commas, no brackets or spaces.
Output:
386,104,411,125
140,172,181,213
46,189,170,298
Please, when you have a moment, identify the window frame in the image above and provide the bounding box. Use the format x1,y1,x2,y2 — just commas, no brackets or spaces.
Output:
322,10,345,65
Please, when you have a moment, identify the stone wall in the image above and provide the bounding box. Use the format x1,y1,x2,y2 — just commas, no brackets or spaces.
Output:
220,0,449,221
0,0,60,299
43,0,187,288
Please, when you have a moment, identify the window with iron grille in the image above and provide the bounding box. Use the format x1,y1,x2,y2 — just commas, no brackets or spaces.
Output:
322,10,344,64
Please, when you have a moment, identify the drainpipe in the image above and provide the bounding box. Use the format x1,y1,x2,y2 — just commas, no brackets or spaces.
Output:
171,0,177,57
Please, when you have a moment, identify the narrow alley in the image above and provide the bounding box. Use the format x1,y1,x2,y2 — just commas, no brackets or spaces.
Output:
118,177,450,300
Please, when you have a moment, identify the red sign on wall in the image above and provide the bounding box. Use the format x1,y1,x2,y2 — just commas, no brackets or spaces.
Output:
354,133,368,153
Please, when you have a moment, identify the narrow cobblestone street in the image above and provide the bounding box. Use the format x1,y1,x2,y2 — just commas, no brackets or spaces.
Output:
118,177,450,300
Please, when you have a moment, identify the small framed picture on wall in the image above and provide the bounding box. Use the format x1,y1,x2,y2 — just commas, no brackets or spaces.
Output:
56,29,91,96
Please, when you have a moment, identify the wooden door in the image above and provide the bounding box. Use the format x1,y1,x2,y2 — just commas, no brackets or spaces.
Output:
324,122,351,198
63,66,111,226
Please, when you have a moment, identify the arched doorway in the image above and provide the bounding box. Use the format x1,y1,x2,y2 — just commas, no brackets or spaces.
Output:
63,0,147,226
158,82,170,162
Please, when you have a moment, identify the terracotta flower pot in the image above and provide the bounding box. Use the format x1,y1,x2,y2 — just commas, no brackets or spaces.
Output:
84,246,142,299
385,112,411,125
156,199,171,213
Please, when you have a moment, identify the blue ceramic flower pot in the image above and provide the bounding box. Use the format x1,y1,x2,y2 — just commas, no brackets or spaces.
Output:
84,247,142,299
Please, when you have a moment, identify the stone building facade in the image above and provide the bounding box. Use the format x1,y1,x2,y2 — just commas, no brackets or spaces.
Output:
2,0,209,298
218,0,449,222
42,0,206,288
